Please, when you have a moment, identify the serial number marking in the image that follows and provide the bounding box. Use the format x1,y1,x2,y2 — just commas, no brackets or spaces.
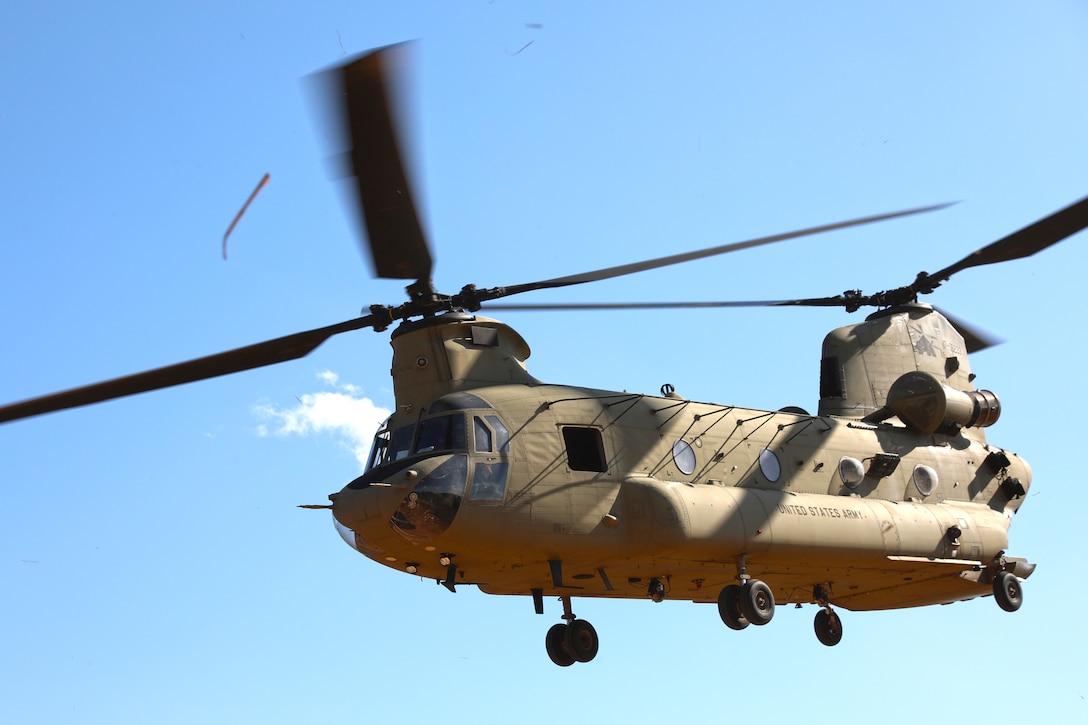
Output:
776,503,865,520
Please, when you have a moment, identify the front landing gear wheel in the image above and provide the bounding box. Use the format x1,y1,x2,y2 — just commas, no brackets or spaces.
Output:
717,584,750,630
565,619,599,663
814,608,843,646
545,623,574,667
993,571,1023,612
740,579,775,625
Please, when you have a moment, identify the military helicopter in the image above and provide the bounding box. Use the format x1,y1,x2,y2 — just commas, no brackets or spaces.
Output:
3,45,1087,667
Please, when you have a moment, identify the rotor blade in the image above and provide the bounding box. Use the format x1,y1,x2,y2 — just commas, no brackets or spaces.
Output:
484,296,888,312
483,300,795,311
494,203,953,298
0,315,378,424
935,307,1003,354
337,44,432,281
485,299,1003,352
923,194,1088,286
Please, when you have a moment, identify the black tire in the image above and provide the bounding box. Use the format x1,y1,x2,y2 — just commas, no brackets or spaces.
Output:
993,571,1023,612
740,580,775,626
564,619,599,663
717,584,750,630
814,608,843,646
545,623,575,667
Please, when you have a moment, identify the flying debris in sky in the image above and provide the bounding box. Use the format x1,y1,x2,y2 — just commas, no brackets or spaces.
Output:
222,172,270,259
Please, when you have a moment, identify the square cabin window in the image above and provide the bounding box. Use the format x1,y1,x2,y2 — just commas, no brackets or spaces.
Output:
561,426,607,472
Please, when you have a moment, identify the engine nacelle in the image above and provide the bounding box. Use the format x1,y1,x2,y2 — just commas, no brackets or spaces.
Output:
872,370,1000,434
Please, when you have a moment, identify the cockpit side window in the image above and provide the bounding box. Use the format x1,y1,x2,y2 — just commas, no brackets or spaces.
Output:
474,417,492,453
365,426,390,471
486,415,509,453
389,424,415,461
473,415,510,453
470,461,509,501
365,421,417,471
469,415,512,502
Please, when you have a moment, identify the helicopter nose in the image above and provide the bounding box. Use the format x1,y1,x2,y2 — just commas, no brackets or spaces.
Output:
330,454,470,551
330,476,410,556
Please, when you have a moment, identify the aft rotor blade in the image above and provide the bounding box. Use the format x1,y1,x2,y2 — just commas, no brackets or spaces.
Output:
935,307,1003,353
495,203,953,298
0,316,378,424
336,44,432,281
922,194,1088,288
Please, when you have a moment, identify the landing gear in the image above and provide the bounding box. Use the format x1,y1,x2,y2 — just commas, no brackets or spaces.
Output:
565,619,599,662
545,623,575,667
811,584,842,646
544,596,599,666
740,579,775,625
717,584,749,630
993,571,1023,612
813,608,843,646
717,578,775,630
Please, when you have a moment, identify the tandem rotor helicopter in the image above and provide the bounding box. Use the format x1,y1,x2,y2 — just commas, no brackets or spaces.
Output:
4,45,1088,667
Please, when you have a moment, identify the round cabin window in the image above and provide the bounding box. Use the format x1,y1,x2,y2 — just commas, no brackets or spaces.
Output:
672,439,696,475
759,448,781,483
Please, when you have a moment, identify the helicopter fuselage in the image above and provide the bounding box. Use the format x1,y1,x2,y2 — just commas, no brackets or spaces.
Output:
330,313,1033,613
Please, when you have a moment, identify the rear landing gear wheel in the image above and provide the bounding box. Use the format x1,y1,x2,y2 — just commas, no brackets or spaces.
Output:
739,579,775,626
814,608,843,646
993,571,1023,612
564,619,599,663
717,584,750,630
545,623,574,667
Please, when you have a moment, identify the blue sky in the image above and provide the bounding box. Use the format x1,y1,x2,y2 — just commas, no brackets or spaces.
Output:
3,2,1088,722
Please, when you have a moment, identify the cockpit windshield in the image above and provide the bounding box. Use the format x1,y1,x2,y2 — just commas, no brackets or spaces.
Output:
415,413,466,454
364,394,510,474
364,412,468,471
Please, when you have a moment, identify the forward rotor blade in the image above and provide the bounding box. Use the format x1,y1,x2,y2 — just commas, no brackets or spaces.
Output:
923,194,1088,287
0,316,378,424
337,44,432,281
495,203,953,298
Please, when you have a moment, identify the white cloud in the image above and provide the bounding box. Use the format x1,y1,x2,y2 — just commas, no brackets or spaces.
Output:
254,370,391,469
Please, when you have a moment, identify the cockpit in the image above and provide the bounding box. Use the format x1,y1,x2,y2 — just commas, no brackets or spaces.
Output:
351,391,513,544
364,411,465,470
365,392,508,470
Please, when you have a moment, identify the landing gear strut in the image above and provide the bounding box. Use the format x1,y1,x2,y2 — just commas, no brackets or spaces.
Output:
544,595,599,667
